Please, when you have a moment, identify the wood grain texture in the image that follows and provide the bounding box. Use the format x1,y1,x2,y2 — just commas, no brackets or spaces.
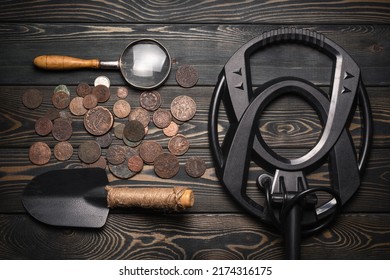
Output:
1,0,389,24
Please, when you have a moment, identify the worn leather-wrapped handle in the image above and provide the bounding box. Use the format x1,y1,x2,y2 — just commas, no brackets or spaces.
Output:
34,55,100,70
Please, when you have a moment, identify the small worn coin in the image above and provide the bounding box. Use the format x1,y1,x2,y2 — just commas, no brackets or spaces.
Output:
54,141,73,161
52,118,72,141
92,84,110,103
116,86,128,99
78,140,101,164
113,99,131,118
128,107,150,127
84,106,113,136
123,120,145,142
152,109,171,129
35,117,53,136
170,95,196,122
52,91,70,109
22,89,43,109
106,145,126,165
176,64,199,88
163,121,179,137
44,108,60,120
54,84,70,96
185,157,206,178
154,152,180,179
123,134,142,147
76,83,92,97
140,91,161,111
95,132,113,148
168,134,190,156
82,94,98,109
69,97,87,116
29,142,51,165
127,155,144,173
109,161,135,179
114,123,125,139
82,156,107,169
139,141,163,164
59,110,73,124
94,76,110,88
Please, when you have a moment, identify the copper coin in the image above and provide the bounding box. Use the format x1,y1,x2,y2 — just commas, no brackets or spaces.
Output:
123,120,145,142
170,95,196,121
35,117,53,136
129,107,150,127
113,100,131,118
163,121,179,137
139,141,163,164
59,110,73,124
83,94,98,109
185,157,206,178
140,91,161,111
123,134,142,148
52,118,72,141
114,123,125,139
127,155,144,173
22,89,43,109
106,145,126,165
109,161,135,179
29,142,51,165
52,91,70,109
116,86,128,99
154,152,180,179
152,109,171,129
76,83,92,97
95,132,112,148
82,156,107,169
69,97,87,116
78,140,101,164
168,134,190,156
92,84,110,103
176,64,199,88
84,106,113,136
44,108,60,120
54,141,73,161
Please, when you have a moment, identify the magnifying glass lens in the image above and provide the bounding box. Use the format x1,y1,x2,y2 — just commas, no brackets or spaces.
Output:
121,40,171,89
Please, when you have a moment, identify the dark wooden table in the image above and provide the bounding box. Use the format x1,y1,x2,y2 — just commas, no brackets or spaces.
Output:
0,1,389,259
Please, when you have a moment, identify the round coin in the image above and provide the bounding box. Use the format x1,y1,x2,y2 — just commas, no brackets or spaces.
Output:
113,99,131,118
154,152,180,179
84,106,113,136
127,155,144,173
59,110,73,124
185,157,206,178
163,121,179,137
94,76,111,88
44,108,60,120
152,109,171,129
78,140,101,164
128,107,150,127
116,86,128,99
95,132,113,148
54,84,70,96
53,141,73,161
123,134,142,148
114,123,125,139
123,120,145,142
82,94,98,109
29,142,51,165
22,89,43,109
52,118,72,141
82,156,107,169
140,91,161,111
139,141,163,164
109,161,135,179
52,91,70,109
69,97,87,116
168,134,189,156
76,83,92,97
170,95,196,122
176,64,199,88
35,117,53,136
92,85,110,103
106,145,126,165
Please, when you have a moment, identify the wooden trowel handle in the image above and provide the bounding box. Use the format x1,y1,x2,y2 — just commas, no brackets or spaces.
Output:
34,55,100,70
105,186,194,211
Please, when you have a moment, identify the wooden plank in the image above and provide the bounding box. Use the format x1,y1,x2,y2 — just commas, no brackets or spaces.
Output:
1,1,389,24
0,213,389,259
0,24,388,86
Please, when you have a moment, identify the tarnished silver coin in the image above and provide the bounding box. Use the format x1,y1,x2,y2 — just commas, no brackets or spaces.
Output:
140,91,161,111
94,76,110,88
54,84,70,96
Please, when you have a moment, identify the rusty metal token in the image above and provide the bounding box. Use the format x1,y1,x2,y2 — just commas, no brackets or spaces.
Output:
78,140,101,164
106,145,126,165
95,132,113,148
29,142,51,165
94,76,110,88
82,94,98,109
139,141,163,164
116,86,128,99
44,108,60,120
69,97,87,116
76,83,92,97
163,121,179,137
54,84,70,96
54,141,73,161
128,107,150,127
123,120,145,142
92,84,110,103
113,99,131,118
168,134,190,156
185,157,206,178
170,95,196,122
154,152,180,179
52,118,72,141
22,89,43,109
82,156,107,169
152,109,171,129
176,64,199,88
52,91,70,109
140,91,161,111
127,155,144,173
35,117,53,136
114,123,125,139
84,106,113,136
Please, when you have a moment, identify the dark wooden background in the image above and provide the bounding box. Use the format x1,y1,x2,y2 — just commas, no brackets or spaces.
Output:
0,0,389,260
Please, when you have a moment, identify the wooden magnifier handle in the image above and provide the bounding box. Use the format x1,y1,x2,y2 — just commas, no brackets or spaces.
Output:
34,55,100,70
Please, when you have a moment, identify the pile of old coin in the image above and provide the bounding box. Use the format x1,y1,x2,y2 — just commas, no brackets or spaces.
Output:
24,69,206,180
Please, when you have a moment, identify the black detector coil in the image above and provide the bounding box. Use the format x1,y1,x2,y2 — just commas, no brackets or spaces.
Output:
209,28,372,259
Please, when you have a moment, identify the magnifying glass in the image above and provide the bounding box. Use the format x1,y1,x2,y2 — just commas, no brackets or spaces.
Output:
34,39,172,90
